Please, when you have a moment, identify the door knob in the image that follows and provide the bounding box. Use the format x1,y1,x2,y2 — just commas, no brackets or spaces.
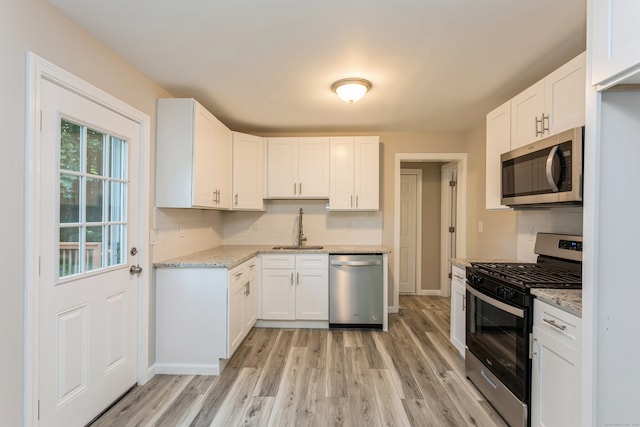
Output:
129,265,143,275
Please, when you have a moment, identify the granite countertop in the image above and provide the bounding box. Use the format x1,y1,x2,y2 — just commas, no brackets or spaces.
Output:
531,288,582,317
450,257,524,268
154,244,391,269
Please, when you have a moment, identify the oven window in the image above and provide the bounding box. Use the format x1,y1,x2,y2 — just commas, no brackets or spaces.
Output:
466,290,528,401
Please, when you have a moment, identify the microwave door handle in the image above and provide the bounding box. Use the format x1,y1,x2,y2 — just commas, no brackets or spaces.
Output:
545,145,560,192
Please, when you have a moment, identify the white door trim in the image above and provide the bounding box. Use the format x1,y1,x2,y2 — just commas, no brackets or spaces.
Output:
392,153,467,313
399,169,422,295
440,163,458,298
24,52,152,425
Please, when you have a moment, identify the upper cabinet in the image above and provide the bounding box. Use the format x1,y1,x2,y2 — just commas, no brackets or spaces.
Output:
485,52,585,210
510,52,586,149
232,132,264,210
156,98,232,209
486,101,511,210
591,0,640,89
266,137,330,199
329,136,380,211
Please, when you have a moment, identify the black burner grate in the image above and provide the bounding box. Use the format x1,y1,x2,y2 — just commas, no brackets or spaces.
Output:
471,262,582,287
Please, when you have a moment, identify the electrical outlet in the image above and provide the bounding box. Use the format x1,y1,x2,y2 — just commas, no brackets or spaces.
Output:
528,226,535,241
478,221,483,233
346,222,352,231
178,224,184,238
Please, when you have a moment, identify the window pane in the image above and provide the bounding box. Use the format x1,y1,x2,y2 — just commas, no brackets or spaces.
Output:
109,136,127,179
85,226,104,272
109,182,126,222
60,120,81,172
86,177,104,222
107,224,126,267
86,129,104,176
60,174,80,223
59,227,80,277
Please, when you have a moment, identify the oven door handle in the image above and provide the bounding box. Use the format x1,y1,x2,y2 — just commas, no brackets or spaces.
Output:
466,284,525,318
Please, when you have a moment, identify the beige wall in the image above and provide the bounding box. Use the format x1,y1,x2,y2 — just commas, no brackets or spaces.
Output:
401,163,443,292
463,122,518,258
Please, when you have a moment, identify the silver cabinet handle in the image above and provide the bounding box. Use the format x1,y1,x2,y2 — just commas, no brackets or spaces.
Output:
542,113,550,134
299,182,302,195
356,195,359,208
234,193,239,206
535,115,543,137
290,272,293,286
543,317,567,331
454,274,465,280
245,282,250,296
545,145,560,192
350,195,353,208
234,271,243,278
296,272,300,285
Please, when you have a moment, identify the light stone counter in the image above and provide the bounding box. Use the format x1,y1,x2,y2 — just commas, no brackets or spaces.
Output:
154,244,391,269
531,288,582,317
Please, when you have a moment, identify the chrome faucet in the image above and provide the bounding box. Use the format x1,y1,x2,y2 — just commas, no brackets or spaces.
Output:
297,208,307,247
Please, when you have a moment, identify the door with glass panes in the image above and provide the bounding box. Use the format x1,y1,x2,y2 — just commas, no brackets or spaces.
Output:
38,79,140,426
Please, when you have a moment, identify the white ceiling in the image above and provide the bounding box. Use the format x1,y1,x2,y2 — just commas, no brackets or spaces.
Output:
48,0,586,134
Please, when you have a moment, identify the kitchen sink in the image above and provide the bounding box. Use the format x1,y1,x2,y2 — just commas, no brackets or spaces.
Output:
271,245,324,250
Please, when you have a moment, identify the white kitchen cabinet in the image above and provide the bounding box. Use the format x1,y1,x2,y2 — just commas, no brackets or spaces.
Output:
531,299,582,427
156,98,232,209
510,52,585,149
232,132,264,210
155,257,258,375
591,0,640,88
260,254,328,321
485,101,511,210
266,137,329,198
449,263,466,357
329,136,380,210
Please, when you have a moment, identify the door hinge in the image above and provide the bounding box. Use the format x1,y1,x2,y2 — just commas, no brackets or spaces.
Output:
448,272,452,279
449,180,457,187
449,226,455,233
529,333,534,359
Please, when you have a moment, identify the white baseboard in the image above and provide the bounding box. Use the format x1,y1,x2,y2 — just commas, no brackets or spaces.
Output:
255,319,329,329
419,289,444,296
154,362,219,376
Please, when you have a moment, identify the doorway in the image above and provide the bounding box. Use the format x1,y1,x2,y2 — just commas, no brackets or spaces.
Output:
392,153,467,313
24,53,151,425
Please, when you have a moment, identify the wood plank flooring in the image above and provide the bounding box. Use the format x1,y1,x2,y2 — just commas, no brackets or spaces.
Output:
91,296,508,427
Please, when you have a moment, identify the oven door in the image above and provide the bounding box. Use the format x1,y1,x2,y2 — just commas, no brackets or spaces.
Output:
465,284,530,402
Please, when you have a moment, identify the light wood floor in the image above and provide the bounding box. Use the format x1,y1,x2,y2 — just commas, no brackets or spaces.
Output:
91,295,508,427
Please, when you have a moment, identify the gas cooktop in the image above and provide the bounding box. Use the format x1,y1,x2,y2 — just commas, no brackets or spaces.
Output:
470,262,582,289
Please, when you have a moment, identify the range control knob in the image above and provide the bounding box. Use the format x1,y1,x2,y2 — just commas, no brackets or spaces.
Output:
467,274,483,286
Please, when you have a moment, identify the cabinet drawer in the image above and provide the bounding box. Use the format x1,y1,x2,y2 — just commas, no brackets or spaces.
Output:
534,299,581,350
261,254,296,269
452,264,466,285
296,254,328,270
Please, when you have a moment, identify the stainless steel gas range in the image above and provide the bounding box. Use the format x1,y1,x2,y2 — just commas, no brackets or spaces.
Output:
464,233,582,427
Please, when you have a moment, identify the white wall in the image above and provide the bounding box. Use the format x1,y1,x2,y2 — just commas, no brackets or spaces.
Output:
222,200,383,245
516,208,584,261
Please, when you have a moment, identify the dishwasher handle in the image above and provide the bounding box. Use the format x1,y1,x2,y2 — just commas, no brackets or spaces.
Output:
331,260,382,267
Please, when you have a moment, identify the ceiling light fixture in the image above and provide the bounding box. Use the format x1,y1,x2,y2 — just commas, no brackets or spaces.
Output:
332,78,371,103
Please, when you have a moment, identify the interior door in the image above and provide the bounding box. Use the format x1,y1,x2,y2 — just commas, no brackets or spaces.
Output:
399,171,419,294
38,79,140,426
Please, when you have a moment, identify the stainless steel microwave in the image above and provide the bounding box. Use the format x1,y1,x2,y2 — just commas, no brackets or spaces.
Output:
501,127,583,207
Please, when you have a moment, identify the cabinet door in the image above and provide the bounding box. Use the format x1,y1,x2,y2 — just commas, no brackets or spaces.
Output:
354,136,379,210
261,269,295,320
295,268,329,320
592,0,640,87
266,138,298,198
510,80,545,149
228,271,246,357
485,101,511,210
531,325,581,427
329,137,355,210
243,261,258,330
298,137,330,197
232,132,264,210
192,103,216,208
545,52,586,135
449,265,466,357
211,117,232,209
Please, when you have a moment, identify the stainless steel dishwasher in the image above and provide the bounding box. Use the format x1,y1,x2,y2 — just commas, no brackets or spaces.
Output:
329,254,383,329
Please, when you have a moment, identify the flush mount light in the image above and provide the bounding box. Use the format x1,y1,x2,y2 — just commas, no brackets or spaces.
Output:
332,78,372,103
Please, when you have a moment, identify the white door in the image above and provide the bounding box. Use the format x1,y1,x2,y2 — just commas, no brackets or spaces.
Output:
399,171,419,294
38,79,140,426
441,163,458,297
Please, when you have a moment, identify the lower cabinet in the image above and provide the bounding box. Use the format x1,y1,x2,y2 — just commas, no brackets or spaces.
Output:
261,254,328,321
155,257,258,375
531,299,582,427
449,263,466,357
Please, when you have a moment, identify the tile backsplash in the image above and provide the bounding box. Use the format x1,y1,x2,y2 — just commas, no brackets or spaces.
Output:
516,207,583,262
222,200,383,246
